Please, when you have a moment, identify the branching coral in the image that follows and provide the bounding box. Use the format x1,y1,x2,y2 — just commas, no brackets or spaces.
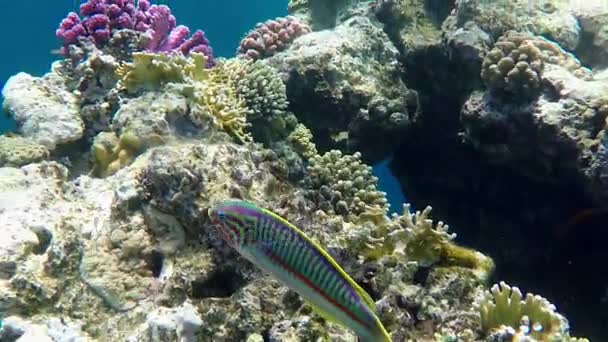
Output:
56,0,215,62
305,150,388,218
216,58,298,143
220,59,289,120
481,30,591,99
287,123,318,159
340,203,494,281
116,52,251,143
189,72,251,144
474,281,588,341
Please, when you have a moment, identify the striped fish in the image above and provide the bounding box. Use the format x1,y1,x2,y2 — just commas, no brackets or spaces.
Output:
208,199,392,342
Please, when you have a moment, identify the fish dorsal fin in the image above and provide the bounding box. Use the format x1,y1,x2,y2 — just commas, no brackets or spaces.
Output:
260,206,378,313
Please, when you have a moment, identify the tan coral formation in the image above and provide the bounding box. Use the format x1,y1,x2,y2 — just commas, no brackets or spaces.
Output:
305,149,389,218
475,281,588,341
481,30,591,98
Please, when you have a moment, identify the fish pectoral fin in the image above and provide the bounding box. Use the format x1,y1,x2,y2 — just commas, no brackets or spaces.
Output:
304,299,342,326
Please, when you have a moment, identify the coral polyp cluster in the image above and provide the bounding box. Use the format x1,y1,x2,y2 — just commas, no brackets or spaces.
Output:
481,30,590,98
237,16,311,59
305,150,389,218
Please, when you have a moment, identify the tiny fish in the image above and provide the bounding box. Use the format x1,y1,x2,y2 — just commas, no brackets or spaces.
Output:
208,199,392,342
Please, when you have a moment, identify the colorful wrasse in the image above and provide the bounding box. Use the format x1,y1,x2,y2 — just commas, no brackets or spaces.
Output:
208,199,392,342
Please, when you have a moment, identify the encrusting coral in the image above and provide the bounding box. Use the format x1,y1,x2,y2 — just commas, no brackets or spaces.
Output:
481,30,591,99
0,135,50,167
116,51,209,93
474,281,588,341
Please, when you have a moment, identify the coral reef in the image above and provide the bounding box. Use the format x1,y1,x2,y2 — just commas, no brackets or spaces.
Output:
0,0,600,340
237,16,311,60
268,16,419,162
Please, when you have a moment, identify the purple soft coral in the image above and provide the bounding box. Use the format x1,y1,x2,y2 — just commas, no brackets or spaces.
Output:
56,0,215,65
144,5,215,66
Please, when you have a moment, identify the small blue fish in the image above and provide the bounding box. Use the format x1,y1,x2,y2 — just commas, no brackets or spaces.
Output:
208,199,392,342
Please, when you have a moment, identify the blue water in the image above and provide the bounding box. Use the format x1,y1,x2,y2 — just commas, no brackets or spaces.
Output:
0,0,288,133
373,156,407,215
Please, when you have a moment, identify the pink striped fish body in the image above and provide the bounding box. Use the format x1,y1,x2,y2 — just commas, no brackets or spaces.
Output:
208,199,392,342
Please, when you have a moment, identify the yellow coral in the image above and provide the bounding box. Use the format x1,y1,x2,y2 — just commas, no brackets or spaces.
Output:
92,131,141,177
475,281,587,341
287,123,318,159
187,66,251,143
116,52,210,93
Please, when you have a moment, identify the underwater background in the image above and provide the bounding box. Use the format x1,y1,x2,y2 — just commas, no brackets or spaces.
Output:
0,0,607,341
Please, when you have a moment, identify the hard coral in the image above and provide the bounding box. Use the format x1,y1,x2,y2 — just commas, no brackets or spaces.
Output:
237,16,311,60
144,5,215,65
306,150,388,219
0,135,50,168
287,123,318,159
221,59,289,120
191,68,251,144
116,52,209,93
57,0,215,64
481,31,590,99
92,131,142,177
474,281,587,341
218,58,296,143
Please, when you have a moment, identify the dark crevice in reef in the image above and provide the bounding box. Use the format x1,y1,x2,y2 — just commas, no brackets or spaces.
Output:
31,227,53,255
575,29,608,70
424,0,456,26
146,250,165,278
412,266,430,286
191,269,246,299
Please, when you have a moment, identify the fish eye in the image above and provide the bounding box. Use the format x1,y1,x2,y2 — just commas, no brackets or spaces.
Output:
217,210,227,220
